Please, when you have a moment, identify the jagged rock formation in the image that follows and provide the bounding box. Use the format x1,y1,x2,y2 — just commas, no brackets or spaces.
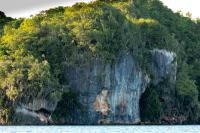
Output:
23,99,57,112
64,49,176,124
66,53,147,124
150,49,177,117
150,49,177,84
14,49,176,124
14,99,57,124
94,89,110,116
15,106,53,124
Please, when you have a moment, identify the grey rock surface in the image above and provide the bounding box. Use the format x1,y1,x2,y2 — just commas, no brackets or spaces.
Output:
15,49,177,124
67,53,149,124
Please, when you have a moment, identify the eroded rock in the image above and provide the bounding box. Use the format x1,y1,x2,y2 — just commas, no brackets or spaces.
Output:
93,89,110,116
15,49,177,125
150,49,177,84
67,53,149,124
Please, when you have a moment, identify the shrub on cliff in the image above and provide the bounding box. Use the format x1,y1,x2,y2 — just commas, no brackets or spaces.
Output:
176,64,199,122
140,86,161,123
0,12,13,35
51,90,82,124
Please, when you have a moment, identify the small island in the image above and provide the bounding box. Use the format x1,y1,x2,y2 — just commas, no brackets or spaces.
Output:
0,0,200,125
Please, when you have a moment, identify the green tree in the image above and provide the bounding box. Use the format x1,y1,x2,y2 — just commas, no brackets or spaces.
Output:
52,90,82,124
176,64,199,123
140,86,161,122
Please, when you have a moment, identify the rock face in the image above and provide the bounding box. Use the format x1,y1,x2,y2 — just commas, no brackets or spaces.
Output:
93,89,110,116
150,49,177,84
15,106,52,124
14,97,59,124
67,53,149,124
150,49,177,116
15,49,177,124
22,99,57,112
66,49,177,124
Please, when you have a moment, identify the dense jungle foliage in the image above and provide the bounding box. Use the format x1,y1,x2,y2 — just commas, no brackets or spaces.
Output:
0,0,200,124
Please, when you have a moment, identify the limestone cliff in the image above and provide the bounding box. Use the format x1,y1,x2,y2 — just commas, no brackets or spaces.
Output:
66,53,149,124
14,49,176,124
0,0,199,125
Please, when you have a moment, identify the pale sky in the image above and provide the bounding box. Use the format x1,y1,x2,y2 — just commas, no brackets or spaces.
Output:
0,0,200,19
161,0,200,19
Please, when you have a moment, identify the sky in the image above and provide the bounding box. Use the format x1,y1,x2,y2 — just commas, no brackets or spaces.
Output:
161,0,200,19
0,0,200,19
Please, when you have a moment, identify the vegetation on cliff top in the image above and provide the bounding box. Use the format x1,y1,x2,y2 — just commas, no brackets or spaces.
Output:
0,0,200,124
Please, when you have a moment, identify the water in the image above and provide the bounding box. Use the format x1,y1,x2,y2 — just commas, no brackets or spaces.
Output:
0,126,200,133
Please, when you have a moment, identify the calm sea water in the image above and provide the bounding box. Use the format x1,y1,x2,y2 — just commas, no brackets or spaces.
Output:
0,126,200,133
